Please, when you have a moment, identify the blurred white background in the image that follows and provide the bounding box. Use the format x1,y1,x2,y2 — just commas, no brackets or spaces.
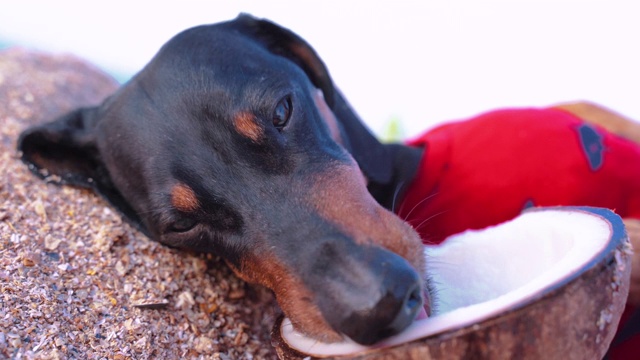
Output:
1,0,638,138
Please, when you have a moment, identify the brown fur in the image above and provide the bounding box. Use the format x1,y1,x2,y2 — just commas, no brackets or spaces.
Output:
234,111,263,142
228,252,342,342
171,183,199,212
308,161,426,277
313,90,344,146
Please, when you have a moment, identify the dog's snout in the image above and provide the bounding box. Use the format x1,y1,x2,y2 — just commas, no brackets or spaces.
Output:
319,246,424,345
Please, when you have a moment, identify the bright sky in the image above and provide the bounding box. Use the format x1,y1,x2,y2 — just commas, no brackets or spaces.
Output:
1,0,638,138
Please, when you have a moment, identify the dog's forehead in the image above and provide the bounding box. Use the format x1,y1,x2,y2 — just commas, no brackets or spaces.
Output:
135,24,314,125
154,23,306,83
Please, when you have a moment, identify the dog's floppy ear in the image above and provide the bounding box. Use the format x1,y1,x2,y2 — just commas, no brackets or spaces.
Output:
18,108,144,232
19,107,102,187
232,13,335,108
233,14,423,208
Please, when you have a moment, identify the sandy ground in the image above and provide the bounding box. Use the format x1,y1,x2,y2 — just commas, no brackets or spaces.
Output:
0,48,279,359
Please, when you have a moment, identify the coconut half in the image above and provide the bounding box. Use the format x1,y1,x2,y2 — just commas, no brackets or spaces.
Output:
272,207,631,359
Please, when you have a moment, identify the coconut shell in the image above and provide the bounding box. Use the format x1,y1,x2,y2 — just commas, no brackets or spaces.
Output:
272,207,631,359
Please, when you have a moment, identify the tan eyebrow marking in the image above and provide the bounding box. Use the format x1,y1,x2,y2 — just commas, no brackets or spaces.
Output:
313,89,344,146
234,111,263,142
171,183,200,212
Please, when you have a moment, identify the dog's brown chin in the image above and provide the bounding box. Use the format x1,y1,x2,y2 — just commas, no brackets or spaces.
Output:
225,253,345,343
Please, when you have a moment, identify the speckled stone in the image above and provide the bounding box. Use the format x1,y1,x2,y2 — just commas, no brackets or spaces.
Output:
0,48,278,360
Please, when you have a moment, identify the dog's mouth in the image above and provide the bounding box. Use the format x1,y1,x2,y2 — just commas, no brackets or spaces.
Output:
274,207,627,357
282,283,431,347
416,293,430,320
278,297,430,354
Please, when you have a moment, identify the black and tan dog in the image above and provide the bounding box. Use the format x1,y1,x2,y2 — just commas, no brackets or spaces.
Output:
18,14,428,345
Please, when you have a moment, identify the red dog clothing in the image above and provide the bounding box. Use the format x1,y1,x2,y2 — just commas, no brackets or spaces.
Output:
396,107,640,359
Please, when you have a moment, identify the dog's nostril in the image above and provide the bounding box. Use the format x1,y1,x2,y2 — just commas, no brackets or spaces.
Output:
339,274,423,345
322,246,424,345
387,283,423,335
406,285,422,314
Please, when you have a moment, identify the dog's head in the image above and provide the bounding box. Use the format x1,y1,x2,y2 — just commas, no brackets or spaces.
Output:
18,14,426,345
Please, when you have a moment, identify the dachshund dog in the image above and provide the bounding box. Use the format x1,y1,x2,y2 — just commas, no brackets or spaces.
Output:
17,14,428,345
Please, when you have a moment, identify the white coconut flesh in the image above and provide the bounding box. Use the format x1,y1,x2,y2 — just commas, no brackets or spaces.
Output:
281,209,612,356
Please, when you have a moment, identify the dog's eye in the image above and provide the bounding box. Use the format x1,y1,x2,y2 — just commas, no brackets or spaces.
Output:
170,215,198,233
273,96,292,130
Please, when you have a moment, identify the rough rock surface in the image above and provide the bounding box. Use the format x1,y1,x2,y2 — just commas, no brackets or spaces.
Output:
0,48,278,359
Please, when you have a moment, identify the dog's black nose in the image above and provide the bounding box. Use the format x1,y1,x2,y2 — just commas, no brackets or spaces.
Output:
335,249,424,345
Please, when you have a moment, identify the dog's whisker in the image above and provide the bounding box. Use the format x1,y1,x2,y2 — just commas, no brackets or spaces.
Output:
400,191,440,221
282,324,295,330
133,208,162,216
396,184,410,216
306,338,321,352
413,210,448,232
390,181,405,214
